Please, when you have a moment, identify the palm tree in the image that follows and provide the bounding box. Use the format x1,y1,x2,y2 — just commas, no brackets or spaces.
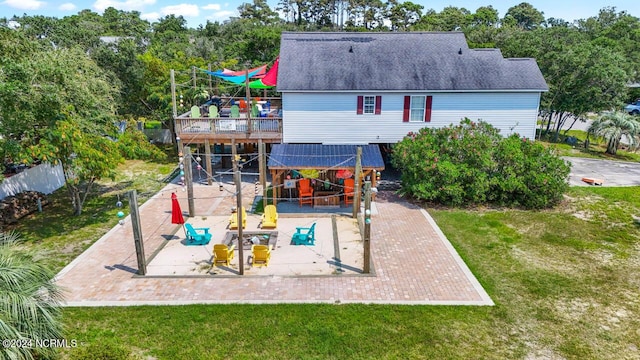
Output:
588,111,640,155
0,232,64,360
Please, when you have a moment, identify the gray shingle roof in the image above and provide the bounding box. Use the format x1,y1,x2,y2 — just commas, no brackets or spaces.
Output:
277,32,548,92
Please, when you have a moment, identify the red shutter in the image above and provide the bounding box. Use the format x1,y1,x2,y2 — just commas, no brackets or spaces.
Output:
403,96,410,122
424,96,433,122
357,96,363,115
375,96,382,114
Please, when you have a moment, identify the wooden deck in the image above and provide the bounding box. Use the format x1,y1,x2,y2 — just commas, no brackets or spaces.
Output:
175,117,282,144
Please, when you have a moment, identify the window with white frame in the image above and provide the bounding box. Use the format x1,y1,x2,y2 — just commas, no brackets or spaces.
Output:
363,96,376,114
410,96,425,122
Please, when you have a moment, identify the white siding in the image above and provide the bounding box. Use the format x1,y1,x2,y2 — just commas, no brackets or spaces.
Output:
282,92,540,144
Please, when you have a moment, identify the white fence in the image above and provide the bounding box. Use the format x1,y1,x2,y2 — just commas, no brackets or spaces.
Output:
0,163,65,201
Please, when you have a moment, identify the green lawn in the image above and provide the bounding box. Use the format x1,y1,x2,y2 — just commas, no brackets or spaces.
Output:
58,186,640,359
538,129,640,162
6,159,176,272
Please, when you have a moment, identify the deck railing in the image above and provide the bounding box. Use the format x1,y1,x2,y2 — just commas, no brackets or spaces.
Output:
176,117,282,136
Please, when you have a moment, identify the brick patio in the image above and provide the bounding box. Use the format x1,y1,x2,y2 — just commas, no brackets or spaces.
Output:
54,181,493,306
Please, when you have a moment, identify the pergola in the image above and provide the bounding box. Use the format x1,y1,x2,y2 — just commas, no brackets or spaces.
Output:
267,144,385,205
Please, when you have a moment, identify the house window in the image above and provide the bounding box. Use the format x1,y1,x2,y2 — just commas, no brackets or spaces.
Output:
357,95,382,115
409,96,425,122
403,95,432,122
363,96,376,114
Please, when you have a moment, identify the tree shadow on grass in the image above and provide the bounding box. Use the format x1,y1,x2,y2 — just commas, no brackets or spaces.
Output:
6,181,135,241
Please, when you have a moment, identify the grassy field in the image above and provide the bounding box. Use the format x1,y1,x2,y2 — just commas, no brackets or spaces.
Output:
56,185,640,359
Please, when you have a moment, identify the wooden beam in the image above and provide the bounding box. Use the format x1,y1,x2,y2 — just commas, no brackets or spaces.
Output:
204,139,212,186
184,146,195,217
270,169,277,206
352,147,362,218
363,181,371,274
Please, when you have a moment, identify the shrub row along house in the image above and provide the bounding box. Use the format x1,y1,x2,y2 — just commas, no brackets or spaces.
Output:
174,31,548,203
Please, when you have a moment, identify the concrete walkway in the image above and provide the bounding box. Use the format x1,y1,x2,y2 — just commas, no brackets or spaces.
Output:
54,182,493,306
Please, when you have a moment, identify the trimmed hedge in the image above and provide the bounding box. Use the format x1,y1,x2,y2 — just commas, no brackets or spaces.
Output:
391,119,570,209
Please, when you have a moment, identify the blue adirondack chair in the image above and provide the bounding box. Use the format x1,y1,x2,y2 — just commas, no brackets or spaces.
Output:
184,223,212,245
292,223,316,246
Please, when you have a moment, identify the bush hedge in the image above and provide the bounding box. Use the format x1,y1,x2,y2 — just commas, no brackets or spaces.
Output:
116,128,167,161
391,119,571,209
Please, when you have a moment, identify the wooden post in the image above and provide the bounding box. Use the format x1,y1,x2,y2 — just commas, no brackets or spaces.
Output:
184,147,195,217
232,142,244,275
363,181,371,274
205,139,213,186
271,169,277,206
170,69,180,148
259,140,267,202
128,190,146,275
170,69,177,118
245,67,252,136
352,147,362,218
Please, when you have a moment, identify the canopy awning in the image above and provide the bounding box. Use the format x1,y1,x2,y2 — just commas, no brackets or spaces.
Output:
267,144,385,170
203,65,267,84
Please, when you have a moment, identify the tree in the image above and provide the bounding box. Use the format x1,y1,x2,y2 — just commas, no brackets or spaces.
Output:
0,36,144,215
588,111,640,155
497,27,629,140
386,0,423,31
577,7,640,82
239,0,281,25
415,6,471,31
345,0,386,30
101,7,150,37
471,6,499,27
504,2,545,30
33,119,124,215
0,231,63,360
0,46,118,169
438,6,471,30
91,37,147,116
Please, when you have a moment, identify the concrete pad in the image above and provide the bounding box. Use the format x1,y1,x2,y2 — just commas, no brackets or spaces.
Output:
146,215,363,277
565,157,640,187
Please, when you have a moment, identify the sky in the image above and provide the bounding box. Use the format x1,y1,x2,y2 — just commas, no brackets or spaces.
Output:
0,0,638,28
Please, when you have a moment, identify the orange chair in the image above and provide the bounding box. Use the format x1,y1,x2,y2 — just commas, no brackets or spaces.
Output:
298,178,314,207
343,178,355,205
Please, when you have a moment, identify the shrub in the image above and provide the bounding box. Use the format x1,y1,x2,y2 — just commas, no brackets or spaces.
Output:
143,120,162,129
116,128,167,161
392,119,570,209
491,135,570,208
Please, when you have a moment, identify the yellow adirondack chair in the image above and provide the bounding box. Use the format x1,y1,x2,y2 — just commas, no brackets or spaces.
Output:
261,205,278,228
251,244,271,267
212,244,235,267
229,206,247,229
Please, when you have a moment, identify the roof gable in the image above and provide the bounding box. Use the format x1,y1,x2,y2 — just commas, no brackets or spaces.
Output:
277,32,548,92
